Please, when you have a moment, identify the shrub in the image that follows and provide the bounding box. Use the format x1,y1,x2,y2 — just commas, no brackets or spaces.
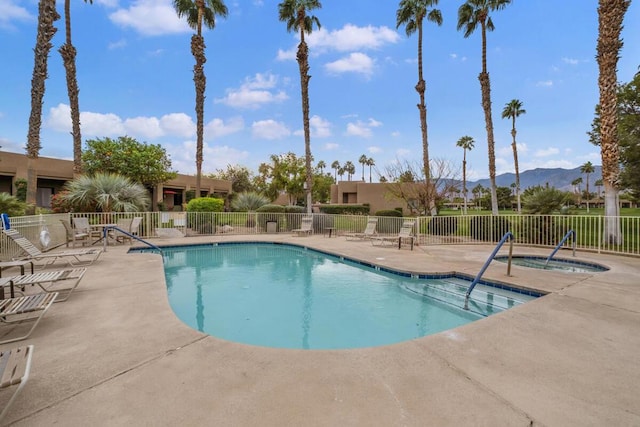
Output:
284,205,306,231
520,215,566,246
375,209,404,233
375,209,403,217
186,197,224,234
256,204,286,231
427,216,458,235
469,216,511,242
318,204,370,215
186,197,224,212
0,193,25,217
231,192,269,212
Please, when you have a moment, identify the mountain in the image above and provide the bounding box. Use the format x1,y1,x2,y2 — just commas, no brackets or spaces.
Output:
467,166,603,192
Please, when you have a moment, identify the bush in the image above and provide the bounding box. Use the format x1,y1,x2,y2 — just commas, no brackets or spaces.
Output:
0,193,25,217
469,216,511,242
375,210,405,234
427,216,458,235
284,205,306,231
256,204,286,231
375,209,403,217
186,197,224,234
520,215,566,246
318,204,370,215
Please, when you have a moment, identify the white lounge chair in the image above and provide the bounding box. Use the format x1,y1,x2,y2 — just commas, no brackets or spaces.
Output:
2,229,102,268
0,268,87,302
292,217,313,237
0,345,34,423
0,292,58,344
371,220,416,250
345,218,378,241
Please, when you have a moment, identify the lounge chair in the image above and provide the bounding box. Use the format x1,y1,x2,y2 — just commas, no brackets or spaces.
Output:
292,217,313,237
371,220,416,250
0,268,87,302
60,219,89,247
2,229,102,268
0,345,34,423
345,218,378,241
0,292,58,344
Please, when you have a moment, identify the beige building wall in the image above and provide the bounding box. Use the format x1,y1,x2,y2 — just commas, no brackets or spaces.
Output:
0,151,231,210
330,181,406,215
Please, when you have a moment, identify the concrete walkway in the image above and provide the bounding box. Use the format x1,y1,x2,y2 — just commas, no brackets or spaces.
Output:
1,235,638,426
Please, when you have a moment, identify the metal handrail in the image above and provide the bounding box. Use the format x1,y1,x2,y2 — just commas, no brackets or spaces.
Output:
545,229,576,266
102,226,162,254
464,232,514,310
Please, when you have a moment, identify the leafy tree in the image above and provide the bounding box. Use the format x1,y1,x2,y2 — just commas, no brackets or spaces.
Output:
60,0,93,176
456,135,474,214
457,0,512,216
501,99,526,213
580,161,596,212
396,0,442,210
496,186,512,209
26,0,60,214
278,0,322,213
257,153,306,204
596,0,630,244
82,136,177,187
312,172,334,203
208,164,255,194
60,173,150,212
173,0,228,197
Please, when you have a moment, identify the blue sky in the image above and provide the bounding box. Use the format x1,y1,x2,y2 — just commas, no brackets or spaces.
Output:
0,0,638,182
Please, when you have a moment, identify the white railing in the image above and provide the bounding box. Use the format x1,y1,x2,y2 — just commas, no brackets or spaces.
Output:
1,212,639,260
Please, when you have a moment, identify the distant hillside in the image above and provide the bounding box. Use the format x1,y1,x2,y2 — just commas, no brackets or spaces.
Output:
468,166,603,192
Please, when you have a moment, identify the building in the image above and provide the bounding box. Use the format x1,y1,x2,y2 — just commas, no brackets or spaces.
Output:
330,180,409,214
0,151,232,211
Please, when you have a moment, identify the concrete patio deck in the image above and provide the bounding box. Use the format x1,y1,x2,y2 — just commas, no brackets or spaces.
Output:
1,234,639,426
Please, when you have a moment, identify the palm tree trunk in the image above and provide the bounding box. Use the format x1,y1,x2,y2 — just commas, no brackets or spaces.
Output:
462,150,467,215
297,33,313,214
191,33,206,198
416,21,431,215
60,0,83,177
511,127,521,213
26,0,59,214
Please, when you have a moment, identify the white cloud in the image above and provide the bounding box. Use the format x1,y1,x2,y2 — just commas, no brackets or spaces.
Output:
109,0,190,36
535,147,560,157
45,104,126,136
324,142,339,150
215,73,288,109
294,115,333,138
204,117,245,140
0,1,32,30
561,57,579,65
325,52,375,77
368,146,382,154
160,113,195,138
396,148,411,158
251,120,291,140
108,39,127,50
536,80,553,87
124,116,164,139
345,118,382,138
168,141,250,174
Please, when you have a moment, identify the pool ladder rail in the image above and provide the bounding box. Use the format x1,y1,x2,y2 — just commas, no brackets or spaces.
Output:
545,229,576,267
101,226,163,254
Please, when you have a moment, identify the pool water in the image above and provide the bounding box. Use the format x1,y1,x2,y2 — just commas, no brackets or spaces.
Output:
159,243,539,350
494,255,609,273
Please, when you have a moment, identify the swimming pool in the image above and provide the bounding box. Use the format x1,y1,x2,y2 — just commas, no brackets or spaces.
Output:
154,243,541,350
494,255,609,273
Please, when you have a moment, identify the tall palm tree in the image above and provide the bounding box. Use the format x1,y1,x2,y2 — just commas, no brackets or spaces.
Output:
366,157,375,183
60,0,92,177
501,98,526,214
344,161,355,181
358,154,368,181
595,178,604,201
396,0,442,210
457,0,512,216
26,0,60,215
580,161,596,213
597,0,630,244
316,160,326,175
571,177,583,206
331,160,340,183
278,0,322,214
173,0,228,199
456,135,474,214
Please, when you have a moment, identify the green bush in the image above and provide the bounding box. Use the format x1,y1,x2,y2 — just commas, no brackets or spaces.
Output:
375,210,404,233
0,193,25,217
256,204,285,231
520,215,566,246
284,205,306,231
375,209,403,217
427,216,458,235
469,216,511,242
186,197,224,212
318,204,370,215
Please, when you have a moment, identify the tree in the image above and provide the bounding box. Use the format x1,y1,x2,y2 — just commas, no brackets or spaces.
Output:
580,161,596,212
331,160,340,183
316,160,326,175
456,135,474,214
82,137,177,203
257,152,305,205
208,164,255,194
278,0,322,214
173,0,228,198
338,166,345,181
25,0,60,214
60,0,92,177
312,172,334,203
501,98,526,214
522,187,571,215
595,178,604,200
571,177,583,206
597,0,630,244
457,0,512,216
396,0,442,211
60,173,150,212
366,157,376,183
344,161,356,181
358,154,368,181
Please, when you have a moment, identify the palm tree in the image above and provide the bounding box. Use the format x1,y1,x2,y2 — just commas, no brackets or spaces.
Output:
501,99,526,214
338,166,345,181
366,157,375,183
278,0,322,214
580,161,596,213
331,160,340,182
60,0,92,177
316,160,326,175
571,177,583,206
456,135,474,214
61,173,151,212
457,0,512,216
396,0,442,209
595,178,604,201
597,0,630,244
173,0,228,199
26,0,60,215
358,154,368,181
344,161,355,181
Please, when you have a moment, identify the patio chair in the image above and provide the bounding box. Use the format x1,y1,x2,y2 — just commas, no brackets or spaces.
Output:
2,229,102,268
0,292,58,344
0,268,87,302
0,345,34,423
292,217,313,237
72,217,102,242
111,218,133,244
345,218,378,241
371,220,416,250
60,219,89,248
